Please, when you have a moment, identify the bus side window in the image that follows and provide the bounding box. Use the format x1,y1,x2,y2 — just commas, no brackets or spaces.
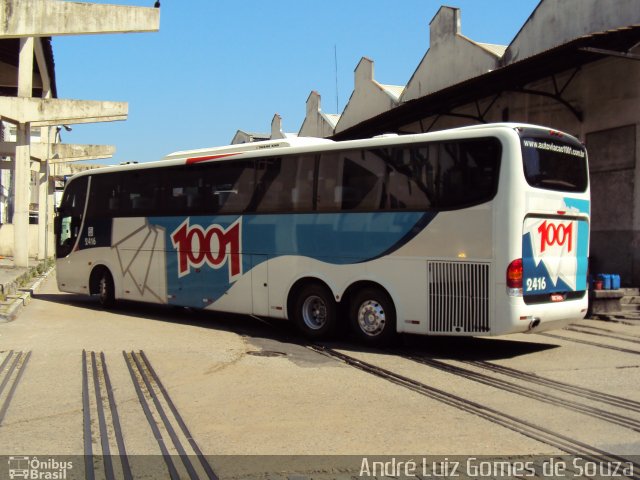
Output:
208,160,255,214
384,147,432,209
431,139,500,208
254,155,314,212
317,152,341,211
87,173,122,217
318,151,385,211
163,166,203,216
122,171,159,216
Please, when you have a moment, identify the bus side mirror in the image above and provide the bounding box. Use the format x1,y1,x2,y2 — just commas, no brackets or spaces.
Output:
53,218,60,235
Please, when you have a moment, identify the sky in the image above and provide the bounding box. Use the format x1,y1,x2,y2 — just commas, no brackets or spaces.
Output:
53,0,541,164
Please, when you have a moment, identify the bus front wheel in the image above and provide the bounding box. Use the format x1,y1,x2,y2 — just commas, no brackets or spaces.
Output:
292,283,337,340
97,269,115,308
350,288,396,345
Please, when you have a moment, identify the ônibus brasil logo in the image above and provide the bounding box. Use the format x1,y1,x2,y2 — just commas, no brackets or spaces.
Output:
170,217,242,281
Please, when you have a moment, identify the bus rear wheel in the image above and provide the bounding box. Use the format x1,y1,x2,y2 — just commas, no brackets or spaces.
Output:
97,269,115,308
350,288,396,345
292,283,337,340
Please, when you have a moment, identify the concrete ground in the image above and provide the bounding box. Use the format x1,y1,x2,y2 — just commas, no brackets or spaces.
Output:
0,267,638,479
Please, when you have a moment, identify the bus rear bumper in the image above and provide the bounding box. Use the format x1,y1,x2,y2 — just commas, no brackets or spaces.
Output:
504,296,588,334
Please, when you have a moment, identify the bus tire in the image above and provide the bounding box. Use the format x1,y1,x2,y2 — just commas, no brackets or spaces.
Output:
350,287,396,345
97,269,116,308
292,283,337,340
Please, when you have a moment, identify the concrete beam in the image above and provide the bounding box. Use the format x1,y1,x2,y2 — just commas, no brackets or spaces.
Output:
47,143,115,162
33,38,51,95
0,0,160,38
0,97,128,125
0,160,41,171
0,141,115,161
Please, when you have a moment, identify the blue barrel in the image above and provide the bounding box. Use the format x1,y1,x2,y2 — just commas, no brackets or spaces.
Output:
598,274,612,290
611,274,621,290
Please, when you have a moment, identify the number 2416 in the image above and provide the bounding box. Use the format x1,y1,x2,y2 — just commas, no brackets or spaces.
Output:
526,277,547,291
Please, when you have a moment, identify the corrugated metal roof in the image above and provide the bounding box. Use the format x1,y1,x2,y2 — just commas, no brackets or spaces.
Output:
380,84,405,101
323,113,341,126
478,42,508,57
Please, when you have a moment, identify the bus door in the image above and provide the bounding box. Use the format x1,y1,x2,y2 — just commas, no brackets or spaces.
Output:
55,176,89,293
55,176,88,259
251,254,269,316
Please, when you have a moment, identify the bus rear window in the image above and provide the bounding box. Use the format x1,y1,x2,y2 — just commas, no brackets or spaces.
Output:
522,137,588,192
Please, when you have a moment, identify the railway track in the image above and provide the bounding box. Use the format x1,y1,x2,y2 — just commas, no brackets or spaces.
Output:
0,350,31,426
308,344,640,477
83,350,218,480
566,324,640,345
82,350,130,480
538,331,640,355
464,359,640,413
409,356,640,432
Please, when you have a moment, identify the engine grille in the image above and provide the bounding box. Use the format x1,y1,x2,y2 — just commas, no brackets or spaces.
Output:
427,261,491,333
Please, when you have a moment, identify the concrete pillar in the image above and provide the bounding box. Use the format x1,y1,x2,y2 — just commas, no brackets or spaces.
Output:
37,127,49,261
38,76,53,261
14,37,34,268
14,123,30,267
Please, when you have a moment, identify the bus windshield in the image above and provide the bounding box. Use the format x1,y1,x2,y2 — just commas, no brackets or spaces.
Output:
521,137,588,192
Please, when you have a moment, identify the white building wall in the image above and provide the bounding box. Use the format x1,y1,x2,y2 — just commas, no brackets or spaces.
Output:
298,91,339,138
402,7,503,102
334,57,403,134
270,113,296,140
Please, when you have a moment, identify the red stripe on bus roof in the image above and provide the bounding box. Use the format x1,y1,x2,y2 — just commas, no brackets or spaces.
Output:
186,153,240,164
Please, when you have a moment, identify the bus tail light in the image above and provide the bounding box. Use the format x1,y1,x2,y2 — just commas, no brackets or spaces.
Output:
507,258,523,296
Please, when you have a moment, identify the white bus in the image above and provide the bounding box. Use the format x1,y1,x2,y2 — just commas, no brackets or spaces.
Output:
54,123,590,345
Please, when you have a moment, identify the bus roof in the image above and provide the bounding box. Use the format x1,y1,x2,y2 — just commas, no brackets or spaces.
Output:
162,136,335,162
67,123,580,180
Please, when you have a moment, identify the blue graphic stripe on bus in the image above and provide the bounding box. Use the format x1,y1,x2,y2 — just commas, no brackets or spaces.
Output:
242,212,435,262
563,198,590,215
574,220,588,290
523,232,573,294
150,212,436,308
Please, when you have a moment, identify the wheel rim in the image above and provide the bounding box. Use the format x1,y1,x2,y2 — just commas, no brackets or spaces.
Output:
301,295,328,330
99,276,109,303
357,300,386,336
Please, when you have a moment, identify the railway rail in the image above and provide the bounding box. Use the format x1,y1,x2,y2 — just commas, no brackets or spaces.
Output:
539,332,640,355
0,350,30,426
409,356,640,432
566,324,640,345
308,344,640,478
82,350,218,480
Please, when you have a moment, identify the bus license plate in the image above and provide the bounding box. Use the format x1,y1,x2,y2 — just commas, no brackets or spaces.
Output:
551,293,565,302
